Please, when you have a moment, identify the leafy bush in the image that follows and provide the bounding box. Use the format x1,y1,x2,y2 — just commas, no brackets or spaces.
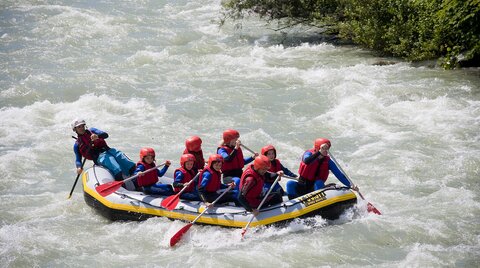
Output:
222,0,480,68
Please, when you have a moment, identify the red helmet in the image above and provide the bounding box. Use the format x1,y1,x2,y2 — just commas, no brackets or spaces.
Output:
261,144,276,157
208,154,224,167
180,153,195,167
139,147,155,160
223,129,240,143
314,138,331,150
254,155,271,171
185,136,202,152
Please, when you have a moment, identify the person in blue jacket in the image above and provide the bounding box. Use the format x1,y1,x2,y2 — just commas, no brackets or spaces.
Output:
217,129,258,183
260,144,297,197
286,138,358,199
133,147,173,195
172,153,201,201
71,119,135,181
197,154,239,208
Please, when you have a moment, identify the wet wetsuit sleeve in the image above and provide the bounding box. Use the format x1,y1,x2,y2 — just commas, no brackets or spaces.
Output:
157,165,168,177
329,159,351,187
73,143,82,168
173,170,184,188
244,156,254,165
280,163,297,177
303,151,321,164
134,163,145,175
198,172,211,202
89,127,108,139
218,147,237,162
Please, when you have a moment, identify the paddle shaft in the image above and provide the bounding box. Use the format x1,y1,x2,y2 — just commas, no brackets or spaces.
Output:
242,175,282,236
175,172,199,196
327,152,362,194
169,185,235,247
124,162,166,184
95,162,167,197
267,171,297,181
240,144,256,155
67,158,87,199
192,185,234,224
162,172,200,210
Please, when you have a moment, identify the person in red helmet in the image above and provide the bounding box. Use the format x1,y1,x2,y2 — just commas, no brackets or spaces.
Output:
183,135,205,173
217,129,258,183
133,147,173,195
260,144,297,196
197,154,239,208
285,138,358,199
172,153,200,201
238,155,284,216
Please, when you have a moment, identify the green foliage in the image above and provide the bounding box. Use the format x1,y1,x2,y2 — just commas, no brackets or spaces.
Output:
222,0,480,68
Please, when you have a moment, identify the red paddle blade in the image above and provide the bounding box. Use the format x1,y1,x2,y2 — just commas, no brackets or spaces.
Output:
170,223,193,247
161,194,180,210
95,181,123,197
241,228,247,239
367,202,382,215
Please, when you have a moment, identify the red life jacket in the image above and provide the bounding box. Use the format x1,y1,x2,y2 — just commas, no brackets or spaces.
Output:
240,165,264,207
136,161,158,187
298,149,330,182
219,145,244,173
183,148,205,171
173,167,196,193
198,167,221,192
76,130,108,160
267,159,282,173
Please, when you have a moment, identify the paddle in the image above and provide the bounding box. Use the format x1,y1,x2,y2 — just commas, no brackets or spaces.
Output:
67,158,87,199
161,172,200,210
170,184,234,247
240,144,256,155
95,163,166,197
241,174,282,239
267,171,297,181
328,152,381,215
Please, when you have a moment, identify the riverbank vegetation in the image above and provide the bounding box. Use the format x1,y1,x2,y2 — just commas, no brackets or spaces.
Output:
222,0,480,68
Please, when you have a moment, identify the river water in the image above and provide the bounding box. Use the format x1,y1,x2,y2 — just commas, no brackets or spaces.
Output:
1,1,479,267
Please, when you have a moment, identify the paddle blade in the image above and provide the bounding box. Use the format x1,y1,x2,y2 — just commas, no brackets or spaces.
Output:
161,194,180,210
170,223,193,247
367,202,382,215
241,228,248,239
95,181,123,197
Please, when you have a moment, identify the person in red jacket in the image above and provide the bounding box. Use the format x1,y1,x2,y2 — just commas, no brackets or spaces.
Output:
217,129,258,183
238,155,284,216
183,136,205,173
71,119,135,181
172,153,200,201
197,154,239,208
285,138,358,199
133,147,173,195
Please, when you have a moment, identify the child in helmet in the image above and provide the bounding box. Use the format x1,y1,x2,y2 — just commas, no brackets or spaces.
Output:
285,138,358,199
238,155,284,216
71,118,135,181
217,129,258,183
172,154,201,201
260,144,297,196
183,136,205,173
133,147,173,195
197,154,239,208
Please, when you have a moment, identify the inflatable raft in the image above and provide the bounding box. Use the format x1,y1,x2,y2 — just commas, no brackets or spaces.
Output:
82,165,357,228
